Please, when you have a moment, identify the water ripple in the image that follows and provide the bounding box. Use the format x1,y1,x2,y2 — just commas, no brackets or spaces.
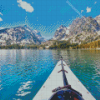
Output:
16,81,32,97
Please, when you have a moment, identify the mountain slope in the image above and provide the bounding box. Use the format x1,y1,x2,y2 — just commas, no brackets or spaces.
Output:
95,15,100,25
0,25,45,46
53,25,68,40
52,16,100,44
33,30,46,42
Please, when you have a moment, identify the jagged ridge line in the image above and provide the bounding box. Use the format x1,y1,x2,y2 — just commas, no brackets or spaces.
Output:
66,0,98,32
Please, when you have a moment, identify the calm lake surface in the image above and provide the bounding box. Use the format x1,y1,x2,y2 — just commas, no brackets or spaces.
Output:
0,49,100,100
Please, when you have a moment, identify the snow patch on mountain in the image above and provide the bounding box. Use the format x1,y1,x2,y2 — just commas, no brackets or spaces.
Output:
0,25,45,46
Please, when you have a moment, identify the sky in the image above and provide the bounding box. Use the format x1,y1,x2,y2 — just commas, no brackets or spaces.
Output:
0,0,100,39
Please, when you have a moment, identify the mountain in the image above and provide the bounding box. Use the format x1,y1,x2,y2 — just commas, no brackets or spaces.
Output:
52,16,100,44
33,30,46,42
95,15,100,25
53,25,67,40
0,25,45,46
53,25,70,41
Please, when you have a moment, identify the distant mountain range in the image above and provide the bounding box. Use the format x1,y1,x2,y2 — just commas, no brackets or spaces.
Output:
1,15,100,47
0,25,45,46
52,15,100,44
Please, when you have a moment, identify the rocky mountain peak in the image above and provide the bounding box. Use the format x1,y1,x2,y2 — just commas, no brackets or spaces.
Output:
53,15,100,44
0,25,45,46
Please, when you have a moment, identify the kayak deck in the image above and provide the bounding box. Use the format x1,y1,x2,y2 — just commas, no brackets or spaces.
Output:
33,60,95,100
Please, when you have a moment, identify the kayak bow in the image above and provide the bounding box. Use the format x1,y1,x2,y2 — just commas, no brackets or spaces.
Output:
33,57,96,100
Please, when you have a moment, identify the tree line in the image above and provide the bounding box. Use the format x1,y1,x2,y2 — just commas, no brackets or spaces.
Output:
0,44,38,49
0,40,100,49
49,40,100,49
74,40,100,49
49,41,78,49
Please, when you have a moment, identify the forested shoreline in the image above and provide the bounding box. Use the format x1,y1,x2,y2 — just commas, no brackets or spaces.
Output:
0,40,100,49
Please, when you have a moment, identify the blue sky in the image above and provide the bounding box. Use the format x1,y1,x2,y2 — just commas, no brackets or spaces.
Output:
0,0,100,39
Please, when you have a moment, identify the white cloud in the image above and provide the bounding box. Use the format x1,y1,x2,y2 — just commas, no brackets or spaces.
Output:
17,0,34,13
81,10,84,13
0,17,3,21
86,7,91,13
94,1,97,4
0,12,3,16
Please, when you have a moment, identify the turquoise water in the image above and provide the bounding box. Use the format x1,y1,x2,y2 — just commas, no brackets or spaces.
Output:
0,49,100,100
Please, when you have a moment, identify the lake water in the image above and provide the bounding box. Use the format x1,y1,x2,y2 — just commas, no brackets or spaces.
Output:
0,49,100,100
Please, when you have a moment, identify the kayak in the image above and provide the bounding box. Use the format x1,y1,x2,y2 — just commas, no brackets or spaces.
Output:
33,58,96,100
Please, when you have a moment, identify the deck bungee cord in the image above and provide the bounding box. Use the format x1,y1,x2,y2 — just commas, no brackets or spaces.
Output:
49,56,84,100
